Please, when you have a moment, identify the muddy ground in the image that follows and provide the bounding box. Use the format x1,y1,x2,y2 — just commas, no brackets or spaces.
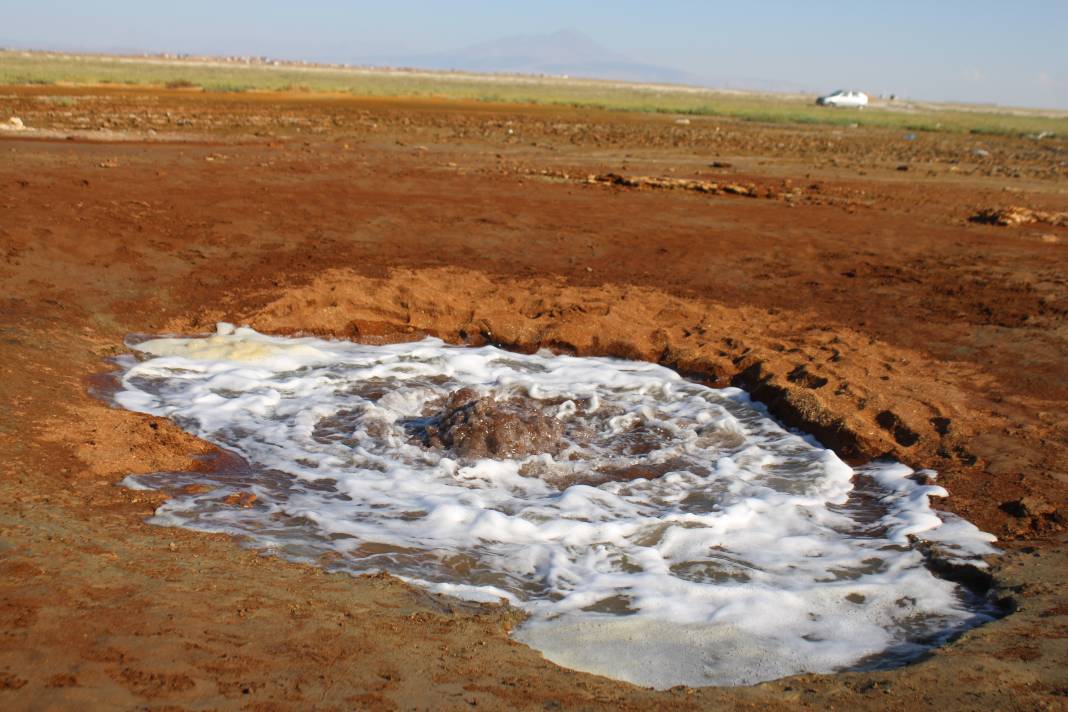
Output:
1,86,1066,710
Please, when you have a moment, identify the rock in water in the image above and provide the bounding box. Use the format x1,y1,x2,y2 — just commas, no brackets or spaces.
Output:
409,388,563,459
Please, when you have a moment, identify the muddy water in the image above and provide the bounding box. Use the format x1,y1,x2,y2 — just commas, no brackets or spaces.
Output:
112,324,999,688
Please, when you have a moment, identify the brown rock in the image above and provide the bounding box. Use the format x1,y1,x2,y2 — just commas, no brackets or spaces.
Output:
1001,495,1055,518
410,389,563,459
223,491,258,508
969,206,1068,227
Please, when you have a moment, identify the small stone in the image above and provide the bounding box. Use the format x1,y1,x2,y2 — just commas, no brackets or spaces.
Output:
223,491,258,508
1001,496,1055,518
722,183,755,197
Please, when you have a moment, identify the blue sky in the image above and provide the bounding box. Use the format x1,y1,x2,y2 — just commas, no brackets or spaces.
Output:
2,0,1066,108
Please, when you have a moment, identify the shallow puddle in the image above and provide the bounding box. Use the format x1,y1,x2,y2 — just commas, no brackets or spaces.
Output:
112,324,999,688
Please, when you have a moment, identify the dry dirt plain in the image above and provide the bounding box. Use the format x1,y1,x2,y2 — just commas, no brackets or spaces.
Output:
1,86,1067,710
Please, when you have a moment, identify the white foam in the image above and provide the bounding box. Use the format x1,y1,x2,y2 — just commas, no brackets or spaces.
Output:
134,322,331,369
115,326,998,688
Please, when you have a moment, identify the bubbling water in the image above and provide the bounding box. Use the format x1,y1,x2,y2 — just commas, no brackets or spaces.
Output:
114,324,998,688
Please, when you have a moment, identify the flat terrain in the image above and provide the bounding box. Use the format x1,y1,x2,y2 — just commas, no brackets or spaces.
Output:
5,50,1068,135
1,85,1066,709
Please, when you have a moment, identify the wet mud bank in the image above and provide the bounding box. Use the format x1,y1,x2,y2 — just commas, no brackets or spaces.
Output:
108,325,1007,687
128,268,1051,676
270,271,1024,562
220,266,1064,541
84,263,1060,702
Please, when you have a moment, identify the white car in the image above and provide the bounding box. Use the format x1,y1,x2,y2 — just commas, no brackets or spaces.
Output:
816,90,869,108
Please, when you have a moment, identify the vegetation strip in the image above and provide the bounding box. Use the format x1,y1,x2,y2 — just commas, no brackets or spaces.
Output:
2,50,1066,136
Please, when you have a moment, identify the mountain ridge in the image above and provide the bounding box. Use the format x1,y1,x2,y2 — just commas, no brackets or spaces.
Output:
357,29,696,85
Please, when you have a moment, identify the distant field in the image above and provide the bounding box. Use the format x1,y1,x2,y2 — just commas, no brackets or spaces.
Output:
2,50,1067,137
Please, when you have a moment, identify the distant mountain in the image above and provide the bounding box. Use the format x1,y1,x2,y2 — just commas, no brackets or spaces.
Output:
0,37,151,55
362,29,696,85
3,29,806,95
